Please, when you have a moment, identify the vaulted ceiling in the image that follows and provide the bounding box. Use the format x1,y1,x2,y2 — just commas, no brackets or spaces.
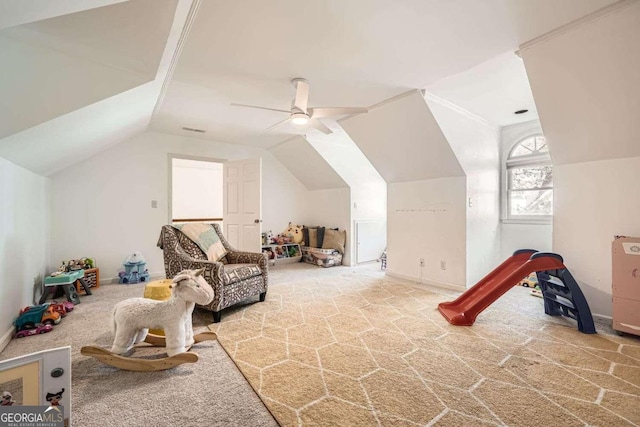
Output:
0,0,621,177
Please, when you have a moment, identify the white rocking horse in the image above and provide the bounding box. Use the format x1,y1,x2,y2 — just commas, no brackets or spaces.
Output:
81,268,217,371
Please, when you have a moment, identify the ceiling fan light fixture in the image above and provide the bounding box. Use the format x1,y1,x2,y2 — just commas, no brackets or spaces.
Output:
291,112,309,126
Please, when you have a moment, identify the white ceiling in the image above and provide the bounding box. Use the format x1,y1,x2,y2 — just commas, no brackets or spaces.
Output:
427,51,538,127
0,0,622,177
0,0,127,30
151,0,617,147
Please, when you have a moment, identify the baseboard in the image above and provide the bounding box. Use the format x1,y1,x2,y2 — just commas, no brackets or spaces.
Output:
0,326,15,354
592,313,613,325
385,271,466,292
100,271,165,285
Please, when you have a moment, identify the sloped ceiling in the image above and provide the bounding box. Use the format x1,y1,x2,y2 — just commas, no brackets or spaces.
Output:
304,122,385,189
0,82,161,176
0,0,177,139
269,137,347,190
521,1,640,165
0,0,192,176
150,0,617,148
0,0,128,29
340,91,464,183
0,0,622,179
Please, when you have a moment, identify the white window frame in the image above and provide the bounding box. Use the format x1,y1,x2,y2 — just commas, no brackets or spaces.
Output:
502,134,553,224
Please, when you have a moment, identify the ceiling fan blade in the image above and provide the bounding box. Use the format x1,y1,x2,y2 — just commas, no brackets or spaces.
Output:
293,79,309,113
309,107,368,119
264,118,291,133
231,103,290,114
308,118,332,135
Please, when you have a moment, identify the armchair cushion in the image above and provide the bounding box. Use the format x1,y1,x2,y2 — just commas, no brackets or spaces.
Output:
222,264,263,285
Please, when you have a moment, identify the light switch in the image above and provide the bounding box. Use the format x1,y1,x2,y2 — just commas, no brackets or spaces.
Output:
151,200,158,208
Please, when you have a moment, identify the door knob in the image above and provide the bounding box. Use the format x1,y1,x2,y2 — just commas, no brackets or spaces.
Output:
254,219,262,223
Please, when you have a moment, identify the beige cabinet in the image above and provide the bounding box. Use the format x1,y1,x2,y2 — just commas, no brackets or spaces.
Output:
612,236,640,336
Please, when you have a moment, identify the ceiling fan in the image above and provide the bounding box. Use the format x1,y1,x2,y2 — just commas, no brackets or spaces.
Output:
231,78,368,135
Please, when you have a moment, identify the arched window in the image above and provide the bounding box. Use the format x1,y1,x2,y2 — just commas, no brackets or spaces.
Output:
506,136,553,218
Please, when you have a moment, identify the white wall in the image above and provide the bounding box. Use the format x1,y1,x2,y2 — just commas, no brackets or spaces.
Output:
501,223,552,259
305,126,387,266
49,131,309,282
554,157,640,317
426,95,501,286
499,120,552,259
0,157,50,346
171,159,223,220
387,177,467,290
351,180,387,264
302,188,352,266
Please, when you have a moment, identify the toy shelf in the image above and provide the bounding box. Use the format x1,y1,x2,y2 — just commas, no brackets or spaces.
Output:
76,268,99,294
262,243,302,266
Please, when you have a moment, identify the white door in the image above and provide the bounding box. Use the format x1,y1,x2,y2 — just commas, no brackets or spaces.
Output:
223,158,262,252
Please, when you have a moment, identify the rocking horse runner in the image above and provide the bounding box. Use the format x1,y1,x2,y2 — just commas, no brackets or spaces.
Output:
81,268,217,371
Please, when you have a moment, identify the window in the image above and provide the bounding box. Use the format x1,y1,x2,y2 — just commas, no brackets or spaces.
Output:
505,136,552,219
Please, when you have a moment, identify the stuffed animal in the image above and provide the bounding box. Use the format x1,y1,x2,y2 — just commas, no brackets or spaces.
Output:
110,268,214,357
284,222,303,244
266,230,274,244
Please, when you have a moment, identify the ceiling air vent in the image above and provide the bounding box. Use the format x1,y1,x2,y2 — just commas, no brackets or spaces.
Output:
181,126,206,133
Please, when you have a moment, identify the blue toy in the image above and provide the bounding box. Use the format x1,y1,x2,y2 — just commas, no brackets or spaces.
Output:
118,252,150,284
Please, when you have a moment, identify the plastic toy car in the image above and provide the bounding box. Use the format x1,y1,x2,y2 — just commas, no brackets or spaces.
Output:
519,272,538,288
15,305,50,330
15,324,53,338
41,305,62,325
51,301,74,317
18,303,62,326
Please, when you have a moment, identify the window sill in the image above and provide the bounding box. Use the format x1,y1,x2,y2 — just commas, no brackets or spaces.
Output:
501,218,553,225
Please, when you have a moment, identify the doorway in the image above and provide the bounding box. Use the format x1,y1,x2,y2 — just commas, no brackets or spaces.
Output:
169,156,224,224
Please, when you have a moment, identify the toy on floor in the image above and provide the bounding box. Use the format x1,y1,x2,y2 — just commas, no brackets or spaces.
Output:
439,250,596,334
15,324,53,338
81,268,218,371
14,304,61,330
530,286,543,298
519,272,538,288
118,251,150,284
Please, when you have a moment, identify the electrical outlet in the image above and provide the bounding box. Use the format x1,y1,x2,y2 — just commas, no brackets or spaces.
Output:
440,260,446,270
419,258,425,267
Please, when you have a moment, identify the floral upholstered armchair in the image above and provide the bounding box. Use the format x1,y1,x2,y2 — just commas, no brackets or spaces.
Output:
157,223,268,323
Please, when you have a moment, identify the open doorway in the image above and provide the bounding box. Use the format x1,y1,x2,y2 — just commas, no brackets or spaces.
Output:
169,156,224,224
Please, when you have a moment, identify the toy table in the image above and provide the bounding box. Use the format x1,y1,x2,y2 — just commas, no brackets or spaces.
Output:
39,270,92,304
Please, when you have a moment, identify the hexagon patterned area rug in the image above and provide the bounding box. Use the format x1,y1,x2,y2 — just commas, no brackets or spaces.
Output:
208,265,640,426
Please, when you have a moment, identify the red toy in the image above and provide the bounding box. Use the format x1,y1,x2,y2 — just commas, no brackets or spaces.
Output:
51,301,74,317
15,324,53,338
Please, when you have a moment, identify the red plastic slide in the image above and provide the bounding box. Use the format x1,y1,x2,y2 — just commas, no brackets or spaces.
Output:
438,250,566,326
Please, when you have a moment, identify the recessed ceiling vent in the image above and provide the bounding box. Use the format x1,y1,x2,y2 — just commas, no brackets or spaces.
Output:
181,126,206,133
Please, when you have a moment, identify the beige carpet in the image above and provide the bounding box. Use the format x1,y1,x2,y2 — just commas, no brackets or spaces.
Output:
210,263,640,426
